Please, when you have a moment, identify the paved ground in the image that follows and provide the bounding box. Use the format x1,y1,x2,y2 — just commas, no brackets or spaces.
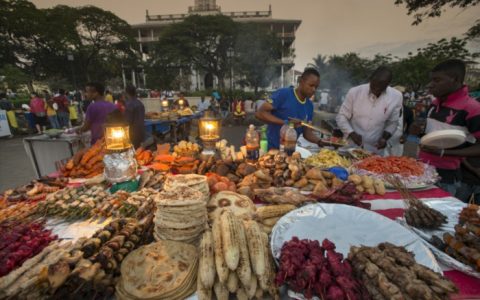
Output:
0,111,335,191
0,135,37,191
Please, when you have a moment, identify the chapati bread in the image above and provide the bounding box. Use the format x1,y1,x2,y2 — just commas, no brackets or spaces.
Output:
156,188,207,206
208,191,256,221
163,174,209,197
118,241,198,300
154,187,208,244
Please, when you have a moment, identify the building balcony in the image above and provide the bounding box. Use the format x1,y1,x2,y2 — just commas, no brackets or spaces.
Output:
189,5,221,12
146,13,189,22
222,10,271,19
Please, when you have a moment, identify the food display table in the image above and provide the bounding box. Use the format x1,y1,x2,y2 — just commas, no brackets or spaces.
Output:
3,137,480,300
363,188,480,299
144,119,172,135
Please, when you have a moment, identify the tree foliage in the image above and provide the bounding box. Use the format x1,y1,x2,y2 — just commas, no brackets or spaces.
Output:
394,0,480,39
0,0,138,91
234,23,282,95
311,37,477,94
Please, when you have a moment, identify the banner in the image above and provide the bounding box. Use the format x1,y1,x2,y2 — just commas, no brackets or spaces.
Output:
0,110,12,137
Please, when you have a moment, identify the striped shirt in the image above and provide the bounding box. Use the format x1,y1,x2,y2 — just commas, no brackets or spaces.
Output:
419,86,480,172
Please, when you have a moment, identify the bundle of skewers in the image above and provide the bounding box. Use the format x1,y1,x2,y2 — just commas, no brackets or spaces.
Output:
386,175,447,229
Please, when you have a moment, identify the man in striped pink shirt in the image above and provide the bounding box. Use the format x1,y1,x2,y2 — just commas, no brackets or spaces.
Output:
418,59,480,195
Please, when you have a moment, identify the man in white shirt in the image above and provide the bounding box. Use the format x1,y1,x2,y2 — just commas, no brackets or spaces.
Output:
336,67,403,155
197,96,210,112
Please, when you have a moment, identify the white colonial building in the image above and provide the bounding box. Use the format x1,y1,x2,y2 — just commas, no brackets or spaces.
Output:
131,0,301,92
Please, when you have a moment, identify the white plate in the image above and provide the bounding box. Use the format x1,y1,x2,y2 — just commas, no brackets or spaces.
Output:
271,203,442,273
420,129,466,149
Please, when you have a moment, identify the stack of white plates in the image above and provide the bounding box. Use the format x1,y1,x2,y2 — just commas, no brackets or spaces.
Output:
420,129,466,149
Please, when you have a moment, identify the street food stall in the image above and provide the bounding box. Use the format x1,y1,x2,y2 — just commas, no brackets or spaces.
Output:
2,118,480,300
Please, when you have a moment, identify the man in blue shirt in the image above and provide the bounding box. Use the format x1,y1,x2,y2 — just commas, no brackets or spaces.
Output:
256,68,325,149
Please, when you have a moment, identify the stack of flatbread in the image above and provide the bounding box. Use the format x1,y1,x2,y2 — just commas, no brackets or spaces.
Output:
163,174,209,199
116,241,198,300
154,188,208,245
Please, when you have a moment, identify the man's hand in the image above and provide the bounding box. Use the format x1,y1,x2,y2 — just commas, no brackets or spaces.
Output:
376,138,387,150
349,132,363,146
399,135,406,144
420,144,443,156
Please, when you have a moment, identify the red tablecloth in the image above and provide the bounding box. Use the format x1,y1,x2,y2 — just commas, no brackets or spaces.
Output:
365,187,480,300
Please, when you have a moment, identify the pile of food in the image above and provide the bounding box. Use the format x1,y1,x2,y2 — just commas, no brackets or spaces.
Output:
276,237,369,299
305,149,351,168
0,202,38,223
254,204,296,234
163,174,210,197
459,203,480,226
154,188,208,245
312,182,371,209
37,185,109,220
1,177,67,205
134,147,153,166
349,243,457,300
41,217,153,299
431,204,480,271
354,156,438,188
206,173,237,193
116,240,198,300
254,187,311,206
198,210,277,299
173,140,200,157
93,188,157,219
389,176,447,229
139,169,166,189
0,220,57,277
61,140,105,178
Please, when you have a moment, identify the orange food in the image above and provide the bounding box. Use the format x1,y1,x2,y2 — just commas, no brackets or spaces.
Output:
156,143,170,155
154,154,175,163
150,163,170,172
356,156,424,177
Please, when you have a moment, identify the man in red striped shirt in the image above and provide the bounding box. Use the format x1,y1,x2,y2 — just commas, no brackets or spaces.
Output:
418,59,480,195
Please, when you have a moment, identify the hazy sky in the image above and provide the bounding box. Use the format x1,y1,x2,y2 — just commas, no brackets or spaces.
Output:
32,0,479,70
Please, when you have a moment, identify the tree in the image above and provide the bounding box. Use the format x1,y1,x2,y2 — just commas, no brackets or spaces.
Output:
157,15,238,89
394,0,480,38
70,6,138,83
0,64,30,91
234,23,282,96
0,1,139,90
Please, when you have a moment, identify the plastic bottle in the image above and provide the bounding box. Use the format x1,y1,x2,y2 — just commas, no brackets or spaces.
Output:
260,126,268,156
279,120,289,152
245,124,260,163
284,122,297,156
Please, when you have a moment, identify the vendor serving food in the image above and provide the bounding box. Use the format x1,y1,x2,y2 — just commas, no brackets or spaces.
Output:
413,59,480,195
255,68,326,149
336,66,403,155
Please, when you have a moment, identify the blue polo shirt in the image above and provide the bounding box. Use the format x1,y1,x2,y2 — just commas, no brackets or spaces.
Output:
266,87,314,149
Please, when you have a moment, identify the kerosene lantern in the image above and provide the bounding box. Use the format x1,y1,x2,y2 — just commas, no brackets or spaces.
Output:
103,122,137,189
161,99,170,112
198,111,221,156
